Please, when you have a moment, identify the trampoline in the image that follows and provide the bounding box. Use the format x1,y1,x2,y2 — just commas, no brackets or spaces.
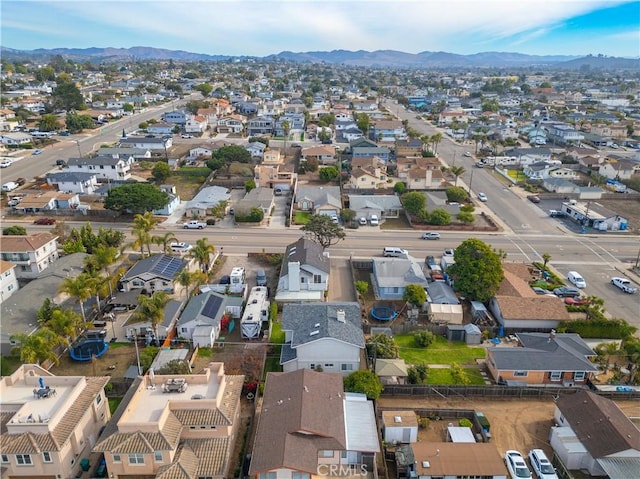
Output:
70,340,108,361
370,306,398,321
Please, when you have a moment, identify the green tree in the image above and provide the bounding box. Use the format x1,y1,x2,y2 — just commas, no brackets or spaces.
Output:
414,330,435,347
446,186,468,203
428,208,451,225
152,231,178,254
131,291,170,340
84,244,119,297
234,207,264,223
319,166,339,181
194,82,213,97
11,329,66,365
341,208,356,224
541,253,551,272
65,111,95,133
451,363,471,385
403,284,427,307
157,359,192,375
35,65,56,82
58,274,93,324
38,114,60,132
52,79,85,111
449,166,466,186
37,298,62,323
42,308,82,345
356,113,370,135
281,119,291,154
105,183,169,214
457,211,474,223
131,211,158,256
355,280,369,297
366,334,399,359
407,364,429,384
301,214,346,250
212,145,251,172
151,162,172,183
244,179,256,192
402,191,426,216
3,225,27,235
393,182,406,194
448,238,504,302
123,103,134,112
188,238,216,273
343,370,383,400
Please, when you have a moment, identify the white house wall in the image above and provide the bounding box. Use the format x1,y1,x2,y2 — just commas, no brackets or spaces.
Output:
286,338,360,375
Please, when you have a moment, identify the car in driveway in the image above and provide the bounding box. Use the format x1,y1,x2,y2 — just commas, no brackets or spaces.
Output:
531,286,555,296
421,232,441,240
369,214,379,226
443,249,455,257
33,218,56,225
610,277,637,294
32,149,43,155
564,296,590,306
505,450,531,479
425,256,437,267
169,242,192,254
528,449,558,479
256,268,267,287
477,192,488,202
548,209,566,218
553,286,581,298
358,217,367,225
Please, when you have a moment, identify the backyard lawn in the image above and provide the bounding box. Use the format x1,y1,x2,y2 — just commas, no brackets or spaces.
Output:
394,334,486,365
426,367,486,385
293,211,311,224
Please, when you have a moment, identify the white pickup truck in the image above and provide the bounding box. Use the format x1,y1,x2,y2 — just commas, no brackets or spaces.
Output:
183,220,206,229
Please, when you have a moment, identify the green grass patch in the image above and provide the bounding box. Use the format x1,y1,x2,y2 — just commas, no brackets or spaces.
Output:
107,342,131,349
175,167,212,177
108,397,122,414
0,355,22,376
270,321,285,344
264,354,283,378
395,334,485,365
293,211,311,224
380,216,412,230
426,367,486,385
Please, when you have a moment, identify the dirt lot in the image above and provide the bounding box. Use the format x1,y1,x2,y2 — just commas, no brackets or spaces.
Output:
377,396,640,459
598,198,640,231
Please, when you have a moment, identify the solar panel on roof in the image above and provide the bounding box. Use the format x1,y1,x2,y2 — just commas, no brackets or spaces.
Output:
202,295,223,320
151,256,184,278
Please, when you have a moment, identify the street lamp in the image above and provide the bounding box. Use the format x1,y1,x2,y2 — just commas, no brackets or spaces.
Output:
74,140,82,158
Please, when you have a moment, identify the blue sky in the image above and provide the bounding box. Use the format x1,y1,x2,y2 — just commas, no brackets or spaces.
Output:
2,0,639,58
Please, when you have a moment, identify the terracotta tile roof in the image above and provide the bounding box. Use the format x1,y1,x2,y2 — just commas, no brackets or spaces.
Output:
495,296,571,321
0,233,58,252
218,375,243,423
156,443,199,479
249,369,346,475
0,259,15,274
186,437,231,477
556,390,640,457
0,377,108,453
94,411,182,453
352,156,384,169
172,408,230,426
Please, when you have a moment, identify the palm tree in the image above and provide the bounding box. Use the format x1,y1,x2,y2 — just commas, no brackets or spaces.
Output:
449,165,466,186
85,270,109,314
188,238,216,273
84,244,119,297
132,212,158,256
131,291,170,341
281,119,291,156
431,132,443,154
42,309,82,346
11,329,66,365
152,231,178,254
541,253,551,272
59,274,93,325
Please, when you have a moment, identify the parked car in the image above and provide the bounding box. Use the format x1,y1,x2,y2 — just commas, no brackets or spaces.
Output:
369,214,379,226
610,277,637,294
256,268,267,286
567,271,586,288
32,149,43,155
548,209,566,218
564,296,590,306
477,192,488,202
33,218,56,225
421,232,441,240
463,151,472,157
531,286,552,295
219,275,231,285
169,242,192,254
181,134,192,139
358,217,367,225
58,131,71,136
474,162,485,168
528,449,558,479
183,220,206,229
443,249,455,257
0,159,13,168
425,256,437,267
553,286,581,298
56,159,67,166
504,450,531,479
528,195,541,203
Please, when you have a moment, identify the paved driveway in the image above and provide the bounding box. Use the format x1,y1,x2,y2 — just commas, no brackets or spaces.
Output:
327,258,357,302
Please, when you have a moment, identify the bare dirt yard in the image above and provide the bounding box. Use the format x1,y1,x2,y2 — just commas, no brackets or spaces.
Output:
377,396,640,460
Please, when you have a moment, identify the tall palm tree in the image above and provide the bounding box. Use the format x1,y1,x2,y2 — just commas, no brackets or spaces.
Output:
84,244,119,297
42,309,82,346
152,231,178,254
131,291,170,341
85,270,109,314
176,269,197,300
541,253,551,273
188,238,216,273
449,165,466,186
132,212,158,256
281,119,291,156
59,274,93,325
11,329,66,365
431,132,443,154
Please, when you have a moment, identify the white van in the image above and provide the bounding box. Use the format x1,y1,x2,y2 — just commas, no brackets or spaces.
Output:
568,271,586,288
383,247,408,258
2,181,19,192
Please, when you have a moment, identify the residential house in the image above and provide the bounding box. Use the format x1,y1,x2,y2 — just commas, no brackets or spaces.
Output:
348,194,403,222
235,187,274,219
488,262,571,330
217,115,245,134
249,369,379,479
263,148,283,164
11,192,58,214
543,177,578,194
337,126,364,143
118,136,172,151
162,109,189,124
245,141,266,159
371,120,406,142
98,147,151,160
486,332,598,386
176,291,243,347
280,302,365,375
300,145,336,165
375,359,409,385
0,365,111,479
546,123,584,145
576,155,603,172
560,201,629,231
94,363,243,479
45,171,99,194
598,158,640,180
119,254,190,294
185,185,230,219
66,155,133,181
551,390,640,478
247,116,275,137
187,145,213,160
382,411,418,444
352,144,391,163
351,99,378,111
409,442,508,479
125,299,182,342
274,113,305,136
395,139,423,157
397,157,443,190
348,156,388,189
0,233,59,280
523,162,577,180
275,237,330,303
0,259,19,304
185,115,208,134
372,256,429,300
503,147,552,165
152,185,181,216
254,163,295,190
146,121,174,135
295,185,342,217
0,132,32,146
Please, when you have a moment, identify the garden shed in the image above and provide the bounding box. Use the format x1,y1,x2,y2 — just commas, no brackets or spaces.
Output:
428,303,463,324
446,323,482,345
382,410,418,444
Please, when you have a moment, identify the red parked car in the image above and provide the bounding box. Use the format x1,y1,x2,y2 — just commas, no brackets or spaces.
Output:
34,218,56,225
564,296,590,306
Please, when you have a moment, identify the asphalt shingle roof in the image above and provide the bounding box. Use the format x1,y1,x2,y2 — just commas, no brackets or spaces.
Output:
280,237,329,277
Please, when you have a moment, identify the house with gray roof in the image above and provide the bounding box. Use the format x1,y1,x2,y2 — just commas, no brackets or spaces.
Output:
66,155,133,181
119,254,189,294
177,291,244,347
280,302,365,375
276,237,330,302
372,256,429,300
185,185,230,219
125,299,183,342
118,136,172,151
551,390,640,478
486,332,598,386
98,146,151,160
352,145,391,162
235,187,274,219
46,171,99,194
294,185,341,217
348,194,403,222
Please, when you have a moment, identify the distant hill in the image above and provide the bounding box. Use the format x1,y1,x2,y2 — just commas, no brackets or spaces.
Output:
1,45,638,69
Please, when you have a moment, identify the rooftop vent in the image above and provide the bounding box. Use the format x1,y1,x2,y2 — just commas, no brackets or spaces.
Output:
422,461,430,468
310,330,320,336
336,309,346,323
314,323,320,328
394,416,402,423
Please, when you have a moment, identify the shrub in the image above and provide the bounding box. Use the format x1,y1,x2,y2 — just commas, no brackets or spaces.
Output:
459,418,473,428
428,208,451,225
414,330,435,348
355,281,369,297
206,218,216,225
407,364,428,384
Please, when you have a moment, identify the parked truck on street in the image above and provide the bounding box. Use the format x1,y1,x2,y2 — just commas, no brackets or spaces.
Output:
183,220,206,229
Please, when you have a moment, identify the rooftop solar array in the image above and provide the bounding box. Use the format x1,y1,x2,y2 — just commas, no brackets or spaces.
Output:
202,295,223,320
151,255,184,278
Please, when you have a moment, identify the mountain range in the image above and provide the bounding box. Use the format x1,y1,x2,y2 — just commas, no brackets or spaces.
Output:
1,46,638,69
